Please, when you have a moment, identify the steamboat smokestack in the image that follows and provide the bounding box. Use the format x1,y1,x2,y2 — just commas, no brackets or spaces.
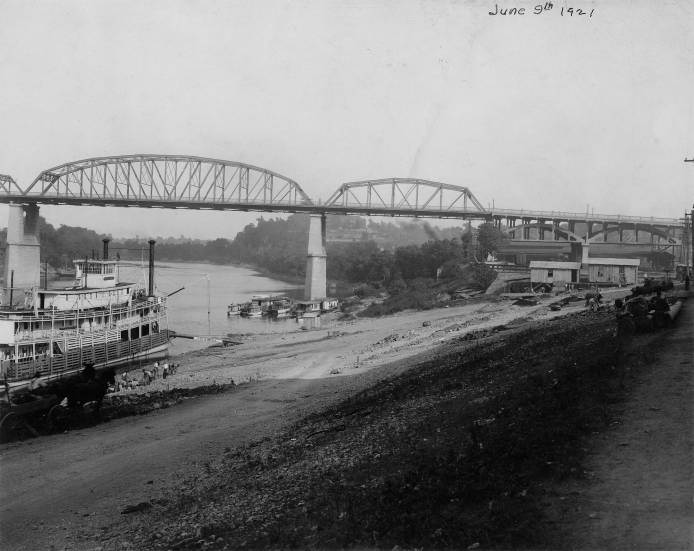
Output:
148,239,156,297
102,238,110,260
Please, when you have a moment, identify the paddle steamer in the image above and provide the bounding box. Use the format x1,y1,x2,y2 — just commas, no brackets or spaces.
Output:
0,257,169,393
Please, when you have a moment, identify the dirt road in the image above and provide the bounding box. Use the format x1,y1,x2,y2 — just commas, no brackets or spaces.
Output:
549,296,693,549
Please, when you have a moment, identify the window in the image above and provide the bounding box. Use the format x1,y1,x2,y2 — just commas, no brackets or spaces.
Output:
121,330,128,342
547,269,554,277
130,327,140,340
141,324,150,337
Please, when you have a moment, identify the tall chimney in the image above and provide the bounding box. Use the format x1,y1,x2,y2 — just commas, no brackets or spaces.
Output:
102,238,110,260
148,239,156,297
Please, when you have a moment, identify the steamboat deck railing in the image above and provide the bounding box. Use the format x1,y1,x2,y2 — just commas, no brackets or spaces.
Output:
1,329,170,382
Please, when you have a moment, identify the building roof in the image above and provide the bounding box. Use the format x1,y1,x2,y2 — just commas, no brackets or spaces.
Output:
73,259,119,265
529,261,581,270
586,257,640,266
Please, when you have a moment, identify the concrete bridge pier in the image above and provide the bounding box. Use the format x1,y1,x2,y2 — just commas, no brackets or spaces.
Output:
552,220,560,240
522,218,531,240
3,203,41,306
305,213,327,301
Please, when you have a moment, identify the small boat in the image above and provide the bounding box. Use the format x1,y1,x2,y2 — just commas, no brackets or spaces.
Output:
235,294,292,319
226,303,244,316
240,304,263,317
268,297,292,318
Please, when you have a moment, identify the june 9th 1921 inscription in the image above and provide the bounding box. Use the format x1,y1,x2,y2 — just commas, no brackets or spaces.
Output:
488,3,596,17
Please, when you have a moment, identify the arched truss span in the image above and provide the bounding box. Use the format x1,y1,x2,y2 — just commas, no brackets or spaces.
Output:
509,222,681,245
323,178,487,216
23,155,312,207
508,223,585,242
586,224,679,245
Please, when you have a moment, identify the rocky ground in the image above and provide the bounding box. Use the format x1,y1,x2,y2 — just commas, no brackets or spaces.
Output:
0,290,690,550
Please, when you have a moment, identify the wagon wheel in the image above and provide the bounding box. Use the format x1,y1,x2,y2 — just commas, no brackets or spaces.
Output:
0,412,22,443
46,404,70,433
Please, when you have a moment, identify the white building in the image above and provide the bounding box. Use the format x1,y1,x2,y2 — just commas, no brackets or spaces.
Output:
529,261,581,285
530,257,641,287
585,258,640,285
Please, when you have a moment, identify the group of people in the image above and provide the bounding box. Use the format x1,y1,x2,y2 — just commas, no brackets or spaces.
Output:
614,286,673,331
112,360,179,392
585,289,604,312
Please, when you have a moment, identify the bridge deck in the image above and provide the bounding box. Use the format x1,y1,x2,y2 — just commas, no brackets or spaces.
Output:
0,193,683,228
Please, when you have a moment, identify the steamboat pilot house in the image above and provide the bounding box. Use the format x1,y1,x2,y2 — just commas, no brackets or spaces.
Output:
0,258,169,391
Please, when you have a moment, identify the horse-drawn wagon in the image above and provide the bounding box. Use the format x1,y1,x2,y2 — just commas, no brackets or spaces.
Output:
0,365,115,443
0,390,68,442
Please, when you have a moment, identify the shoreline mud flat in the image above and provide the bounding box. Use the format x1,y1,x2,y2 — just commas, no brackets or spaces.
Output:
138,294,589,392
1,292,690,550
79,295,589,423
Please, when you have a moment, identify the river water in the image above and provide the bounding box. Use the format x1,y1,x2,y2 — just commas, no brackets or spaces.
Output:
118,261,303,355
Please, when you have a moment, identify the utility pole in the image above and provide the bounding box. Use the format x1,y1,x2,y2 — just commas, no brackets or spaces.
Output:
685,159,694,275
206,274,211,336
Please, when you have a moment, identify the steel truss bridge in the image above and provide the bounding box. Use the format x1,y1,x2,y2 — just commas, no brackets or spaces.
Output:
0,154,685,245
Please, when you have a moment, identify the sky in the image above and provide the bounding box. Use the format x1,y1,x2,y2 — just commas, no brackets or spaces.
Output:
0,0,692,239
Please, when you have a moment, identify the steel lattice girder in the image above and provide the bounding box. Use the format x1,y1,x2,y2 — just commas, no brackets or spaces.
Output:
0,174,21,194
323,178,487,213
23,155,313,207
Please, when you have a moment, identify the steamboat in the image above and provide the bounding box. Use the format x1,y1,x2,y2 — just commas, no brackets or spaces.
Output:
0,253,170,394
232,294,291,318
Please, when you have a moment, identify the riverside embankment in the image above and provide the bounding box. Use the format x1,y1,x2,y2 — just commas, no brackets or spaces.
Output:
1,291,690,550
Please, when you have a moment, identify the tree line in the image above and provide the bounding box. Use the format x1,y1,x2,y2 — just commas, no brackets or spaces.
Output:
1,214,506,290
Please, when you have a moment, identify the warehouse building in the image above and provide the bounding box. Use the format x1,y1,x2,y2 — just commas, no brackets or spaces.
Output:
529,261,581,285
585,257,640,286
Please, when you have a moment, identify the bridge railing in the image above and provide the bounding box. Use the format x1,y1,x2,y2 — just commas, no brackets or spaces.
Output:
6,191,311,208
489,208,681,226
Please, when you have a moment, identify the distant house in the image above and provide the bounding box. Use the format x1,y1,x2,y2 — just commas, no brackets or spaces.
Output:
585,258,639,285
320,297,339,312
529,261,580,285
294,300,322,315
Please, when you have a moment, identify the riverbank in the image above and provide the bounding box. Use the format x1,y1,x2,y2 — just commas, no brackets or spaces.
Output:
81,297,694,549
1,292,689,550
118,311,625,550
123,292,589,394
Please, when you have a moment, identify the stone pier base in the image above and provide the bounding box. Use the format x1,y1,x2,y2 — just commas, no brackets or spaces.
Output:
3,203,41,306
305,214,326,301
